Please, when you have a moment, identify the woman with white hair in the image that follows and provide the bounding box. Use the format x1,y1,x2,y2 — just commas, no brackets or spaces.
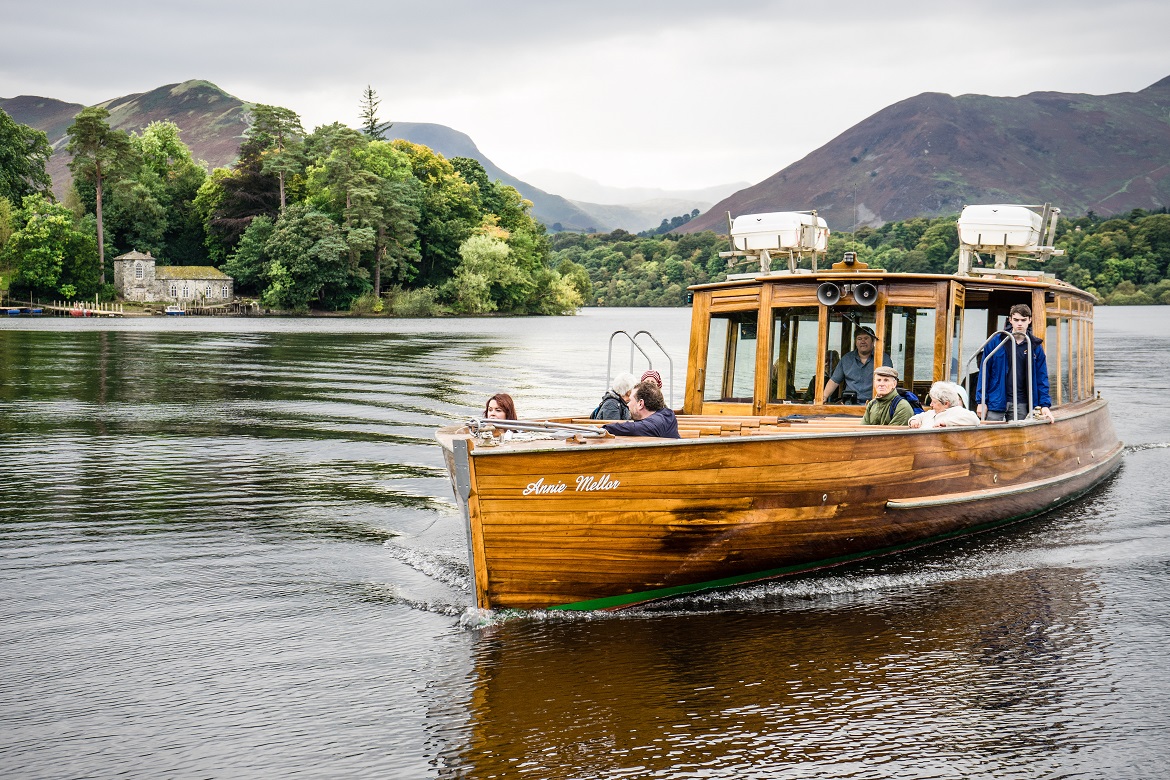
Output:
908,381,981,429
591,372,637,420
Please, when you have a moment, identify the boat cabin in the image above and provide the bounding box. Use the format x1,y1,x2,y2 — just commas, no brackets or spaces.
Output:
684,216,1096,418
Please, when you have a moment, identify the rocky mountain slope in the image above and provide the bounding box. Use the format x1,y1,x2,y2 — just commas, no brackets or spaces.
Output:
682,76,1170,233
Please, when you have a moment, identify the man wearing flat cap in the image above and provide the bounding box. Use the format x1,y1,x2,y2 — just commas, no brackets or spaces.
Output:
861,365,915,426
823,325,893,403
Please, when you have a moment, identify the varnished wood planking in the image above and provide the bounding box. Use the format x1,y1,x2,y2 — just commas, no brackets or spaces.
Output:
455,398,1118,609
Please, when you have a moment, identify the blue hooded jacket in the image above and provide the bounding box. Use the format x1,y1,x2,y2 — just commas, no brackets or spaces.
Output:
974,331,1052,412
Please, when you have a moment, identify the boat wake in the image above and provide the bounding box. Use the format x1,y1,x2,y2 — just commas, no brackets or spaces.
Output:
1125,442,1170,453
381,539,470,592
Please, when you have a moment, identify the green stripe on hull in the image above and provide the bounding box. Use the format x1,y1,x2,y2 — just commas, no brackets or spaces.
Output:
547,467,1120,612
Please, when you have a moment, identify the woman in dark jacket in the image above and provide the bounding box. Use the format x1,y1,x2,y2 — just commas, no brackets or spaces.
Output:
593,372,636,420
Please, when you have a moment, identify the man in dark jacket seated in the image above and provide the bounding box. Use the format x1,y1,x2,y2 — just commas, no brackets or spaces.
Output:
603,380,680,438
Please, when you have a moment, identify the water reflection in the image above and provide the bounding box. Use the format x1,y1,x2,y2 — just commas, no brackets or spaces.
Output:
450,567,1102,779
1,310,1168,778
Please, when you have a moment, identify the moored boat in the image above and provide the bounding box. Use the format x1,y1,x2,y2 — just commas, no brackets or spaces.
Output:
437,205,1122,611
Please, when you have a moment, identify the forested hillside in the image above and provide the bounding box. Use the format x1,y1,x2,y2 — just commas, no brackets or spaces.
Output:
0,99,581,314
550,208,1170,306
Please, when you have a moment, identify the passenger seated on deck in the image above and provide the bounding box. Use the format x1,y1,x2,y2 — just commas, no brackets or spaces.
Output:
603,380,680,438
593,372,636,420
484,393,518,441
861,366,915,426
909,382,981,429
640,369,663,388
484,393,517,421
823,326,893,403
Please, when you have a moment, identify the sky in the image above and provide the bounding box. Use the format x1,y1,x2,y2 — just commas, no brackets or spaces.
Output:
3,0,1169,192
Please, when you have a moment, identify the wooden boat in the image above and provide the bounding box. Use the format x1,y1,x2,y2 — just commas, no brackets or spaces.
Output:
436,205,1122,611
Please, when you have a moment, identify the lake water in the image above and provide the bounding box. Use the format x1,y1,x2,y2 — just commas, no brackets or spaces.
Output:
2,307,1168,779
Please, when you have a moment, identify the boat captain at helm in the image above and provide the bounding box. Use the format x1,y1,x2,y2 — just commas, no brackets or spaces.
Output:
822,326,893,403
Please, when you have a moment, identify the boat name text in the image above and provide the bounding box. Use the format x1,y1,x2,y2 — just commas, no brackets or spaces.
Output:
522,474,621,495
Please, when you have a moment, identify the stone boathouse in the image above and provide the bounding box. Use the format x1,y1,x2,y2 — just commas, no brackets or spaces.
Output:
112,250,234,303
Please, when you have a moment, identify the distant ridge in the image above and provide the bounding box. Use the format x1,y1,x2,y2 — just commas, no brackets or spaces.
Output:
1,81,250,200
682,76,1170,233
384,122,602,230
2,83,683,231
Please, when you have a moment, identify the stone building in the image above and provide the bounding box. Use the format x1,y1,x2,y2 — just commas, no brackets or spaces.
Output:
112,250,234,303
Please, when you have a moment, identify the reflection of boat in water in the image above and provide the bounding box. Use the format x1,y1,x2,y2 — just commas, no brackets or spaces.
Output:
444,565,1097,777
437,205,1122,611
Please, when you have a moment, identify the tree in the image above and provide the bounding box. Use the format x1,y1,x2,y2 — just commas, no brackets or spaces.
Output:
391,140,479,287
3,194,97,298
0,109,52,203
359,85,388,140
246,104,304,212
448,233,515,313
223,214,274,295
137,121,209,264
261,204,352,310
66,107,133,284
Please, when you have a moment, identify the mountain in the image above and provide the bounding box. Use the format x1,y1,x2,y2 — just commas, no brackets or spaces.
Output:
383,122,602,230
519,169,747,207
1,80,251,200
681,76,1170,233
1,82,629,231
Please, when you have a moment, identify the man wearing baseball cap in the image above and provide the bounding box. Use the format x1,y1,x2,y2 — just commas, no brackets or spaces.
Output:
862,365,915,425
823,325,893,404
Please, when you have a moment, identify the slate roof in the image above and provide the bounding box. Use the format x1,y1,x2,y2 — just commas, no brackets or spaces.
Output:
114,250,155,261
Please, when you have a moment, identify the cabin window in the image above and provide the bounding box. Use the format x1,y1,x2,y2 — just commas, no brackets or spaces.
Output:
182,283,189,298
769,306,819,403
222,284,229,298
134,263,143,279
206,284,213,297
824,309,879,403
949,305,963,383
884,306,937,397
170,283,178,297
705,312,757,403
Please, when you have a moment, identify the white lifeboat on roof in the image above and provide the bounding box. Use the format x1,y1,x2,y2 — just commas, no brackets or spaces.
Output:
730,212,829,252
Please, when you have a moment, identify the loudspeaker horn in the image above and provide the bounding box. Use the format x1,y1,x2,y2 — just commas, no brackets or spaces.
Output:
816,282,841,306
853,282,878,307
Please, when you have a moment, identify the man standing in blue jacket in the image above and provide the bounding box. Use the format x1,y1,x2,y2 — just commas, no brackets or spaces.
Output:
975,304,1055,423
603,380,680,438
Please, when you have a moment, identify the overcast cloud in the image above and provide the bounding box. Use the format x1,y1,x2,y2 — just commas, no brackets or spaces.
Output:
3,0,1168,190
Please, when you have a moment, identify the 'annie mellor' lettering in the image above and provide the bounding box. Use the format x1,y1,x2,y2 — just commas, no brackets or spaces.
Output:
576,474,620,492
522,474,621,496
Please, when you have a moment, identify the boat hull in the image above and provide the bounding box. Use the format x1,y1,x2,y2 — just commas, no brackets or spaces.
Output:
440,400,1121,610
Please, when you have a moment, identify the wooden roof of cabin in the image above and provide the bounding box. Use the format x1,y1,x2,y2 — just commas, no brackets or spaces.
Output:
154,266,233,280
689,271,1093,301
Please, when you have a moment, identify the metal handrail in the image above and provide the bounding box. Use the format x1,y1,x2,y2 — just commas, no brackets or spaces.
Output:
965,329,1034,422
466,418,609,438
605,329,675,408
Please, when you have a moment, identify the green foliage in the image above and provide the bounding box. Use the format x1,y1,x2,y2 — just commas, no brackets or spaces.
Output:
549,229,729,306
638,208,702,237
66,106,134,283
223,214,274,294
261,204,355,311
0,196,14,252
383,285,444,317
551,208,1170,307
359,86,387,140
0,109,53,202
2,194,98,298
